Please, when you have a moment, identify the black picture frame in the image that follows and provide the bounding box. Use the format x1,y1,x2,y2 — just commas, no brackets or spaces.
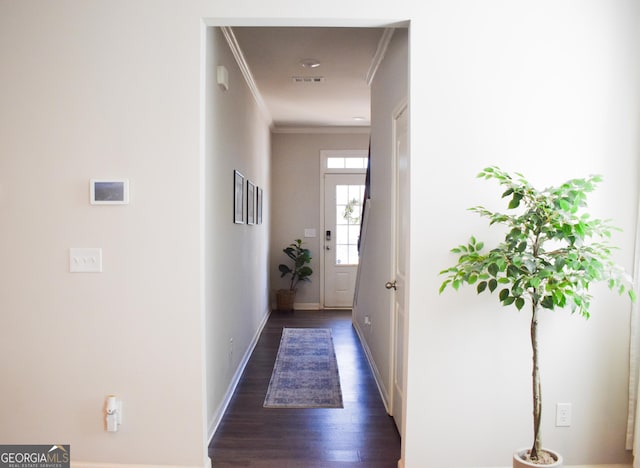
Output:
247,180,256,225
257,187,263,224
234,170,245,224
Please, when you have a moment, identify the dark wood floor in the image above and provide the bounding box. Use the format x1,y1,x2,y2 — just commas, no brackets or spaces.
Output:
208,309,401,467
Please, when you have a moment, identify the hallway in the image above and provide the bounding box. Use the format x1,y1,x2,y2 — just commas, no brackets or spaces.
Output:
208,310,401,467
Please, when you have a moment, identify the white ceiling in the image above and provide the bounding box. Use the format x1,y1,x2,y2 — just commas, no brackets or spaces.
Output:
230,27,388,129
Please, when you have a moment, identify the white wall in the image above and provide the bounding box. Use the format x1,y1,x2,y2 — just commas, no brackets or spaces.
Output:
270,131,370,307
407,1,640,466
0,1,638,467
203,27,271,436
353,28,409,408
0,1,207,466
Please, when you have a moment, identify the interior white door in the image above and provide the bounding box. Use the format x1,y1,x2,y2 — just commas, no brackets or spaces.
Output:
391,105,409,436
323,173,366,308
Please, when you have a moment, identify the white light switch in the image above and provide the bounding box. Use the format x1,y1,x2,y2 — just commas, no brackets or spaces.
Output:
304,228,316,238
70,248,103,273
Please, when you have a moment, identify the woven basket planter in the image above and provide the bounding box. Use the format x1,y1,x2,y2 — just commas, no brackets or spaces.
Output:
276,289,296,311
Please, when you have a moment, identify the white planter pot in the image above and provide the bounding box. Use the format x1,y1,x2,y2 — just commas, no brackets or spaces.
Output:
513,448,563,468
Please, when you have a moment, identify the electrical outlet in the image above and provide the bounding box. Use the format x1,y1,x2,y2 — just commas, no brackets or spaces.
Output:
556,403,571,427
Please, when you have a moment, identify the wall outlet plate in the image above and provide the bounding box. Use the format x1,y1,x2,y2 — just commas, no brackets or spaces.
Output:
70,248,102,273
556,402,572,427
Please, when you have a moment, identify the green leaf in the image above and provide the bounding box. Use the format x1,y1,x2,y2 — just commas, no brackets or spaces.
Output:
507,265,521,278
508,195,521,209
515,297,525,310
541,296,554,309
503,296,515,305
488,263,499,277
502,188,514,198
477,281,487,294
488,279,498,292
499,289,510,301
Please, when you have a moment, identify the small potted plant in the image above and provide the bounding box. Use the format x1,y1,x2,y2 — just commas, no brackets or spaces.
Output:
276,239,313,311
439,166,635,467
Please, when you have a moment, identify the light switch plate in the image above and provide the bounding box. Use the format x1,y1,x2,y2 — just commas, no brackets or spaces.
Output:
304,228,317,238
70,248,103,273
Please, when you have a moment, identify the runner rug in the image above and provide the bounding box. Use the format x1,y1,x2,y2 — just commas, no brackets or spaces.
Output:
263,327,343,408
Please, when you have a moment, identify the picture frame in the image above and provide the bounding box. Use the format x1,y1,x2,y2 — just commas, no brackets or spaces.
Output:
247,180,256,225
234,170,245,224
90,179,129,205
257,187,263,224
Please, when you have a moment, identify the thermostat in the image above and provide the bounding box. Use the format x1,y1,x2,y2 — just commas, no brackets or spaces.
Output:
90,179,129,205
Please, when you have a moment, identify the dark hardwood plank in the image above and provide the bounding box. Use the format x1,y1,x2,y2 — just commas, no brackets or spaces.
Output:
209,310,401,467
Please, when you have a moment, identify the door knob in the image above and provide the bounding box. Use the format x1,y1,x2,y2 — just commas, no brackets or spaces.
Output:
385,280,397,290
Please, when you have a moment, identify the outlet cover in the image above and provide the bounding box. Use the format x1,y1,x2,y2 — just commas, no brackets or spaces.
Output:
70,248,103,273
556,403,571,427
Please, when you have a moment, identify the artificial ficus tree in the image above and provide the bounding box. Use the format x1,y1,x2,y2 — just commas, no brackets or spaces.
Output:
439,166,635,463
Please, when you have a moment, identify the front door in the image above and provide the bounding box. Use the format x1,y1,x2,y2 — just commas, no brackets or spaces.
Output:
323,173,365,308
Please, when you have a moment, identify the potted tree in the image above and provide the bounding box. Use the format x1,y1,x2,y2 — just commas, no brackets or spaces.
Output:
276,239,313,311
439,166,635,467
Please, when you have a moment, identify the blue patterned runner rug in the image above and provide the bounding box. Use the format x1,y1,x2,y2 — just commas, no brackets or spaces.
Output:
263,327,344,408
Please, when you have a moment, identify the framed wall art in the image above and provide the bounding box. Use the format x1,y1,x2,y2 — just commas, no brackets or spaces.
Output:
257,187,263,224
247,180,256,225
234,170,245,224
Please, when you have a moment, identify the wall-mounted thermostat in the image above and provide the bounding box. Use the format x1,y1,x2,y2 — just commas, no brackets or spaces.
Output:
90,179,129,205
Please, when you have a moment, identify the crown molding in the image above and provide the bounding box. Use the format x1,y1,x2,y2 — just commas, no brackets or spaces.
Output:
271,126,371,134
220,27,273,126
366,28,395,86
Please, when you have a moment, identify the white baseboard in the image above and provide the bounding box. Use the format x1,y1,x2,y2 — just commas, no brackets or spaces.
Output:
269,301,321,311
293,302,321,310
206,310,270,440
353,320,391,413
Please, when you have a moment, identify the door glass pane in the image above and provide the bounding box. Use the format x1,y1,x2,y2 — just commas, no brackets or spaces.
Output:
326,157,368,170
345,158,365,169
327,157,345,169
334,184,365,265
336,185,349,204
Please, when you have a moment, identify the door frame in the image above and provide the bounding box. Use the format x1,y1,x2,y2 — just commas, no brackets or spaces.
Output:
319,149,368,309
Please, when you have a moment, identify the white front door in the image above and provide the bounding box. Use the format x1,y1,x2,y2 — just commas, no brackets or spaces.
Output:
323,173,365,308
391,105,409,436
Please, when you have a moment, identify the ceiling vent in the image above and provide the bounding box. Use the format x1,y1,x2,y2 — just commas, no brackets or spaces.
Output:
292,76,325,84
